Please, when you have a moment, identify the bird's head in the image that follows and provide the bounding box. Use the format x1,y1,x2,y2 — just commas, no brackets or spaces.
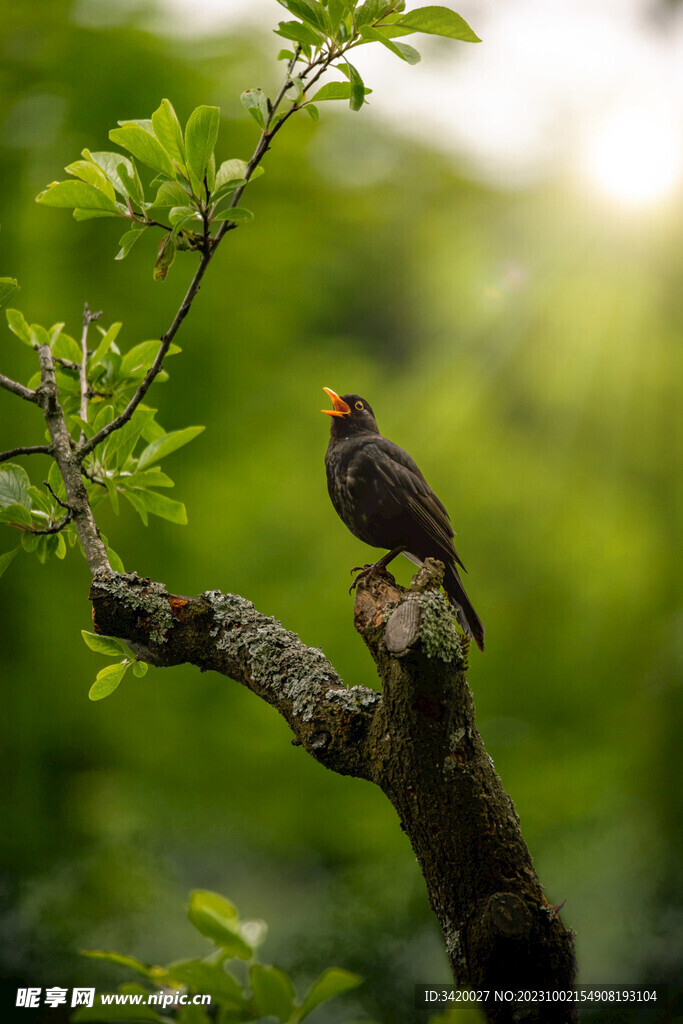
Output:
322,388,379,437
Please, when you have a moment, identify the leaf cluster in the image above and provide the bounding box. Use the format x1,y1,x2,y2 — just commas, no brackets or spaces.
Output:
0,303,204,575
72,890,362,1024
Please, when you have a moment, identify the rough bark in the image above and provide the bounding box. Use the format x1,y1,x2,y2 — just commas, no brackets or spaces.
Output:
89,560,576,1022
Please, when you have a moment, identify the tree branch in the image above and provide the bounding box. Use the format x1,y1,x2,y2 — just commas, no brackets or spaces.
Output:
0,373,39,404
89,560,577,1017
89,570,380,778
0,444,52,464
78,302,102,444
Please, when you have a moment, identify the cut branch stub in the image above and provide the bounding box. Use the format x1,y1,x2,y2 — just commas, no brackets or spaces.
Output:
352,560,577,1019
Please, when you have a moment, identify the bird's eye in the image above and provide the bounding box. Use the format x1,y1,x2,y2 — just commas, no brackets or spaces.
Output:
355,401,364,411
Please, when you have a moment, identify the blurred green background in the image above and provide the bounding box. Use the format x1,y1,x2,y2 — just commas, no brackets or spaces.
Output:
0,1,680,1021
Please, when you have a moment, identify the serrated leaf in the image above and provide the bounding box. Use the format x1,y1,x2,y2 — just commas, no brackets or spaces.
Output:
81,630,131,657
6,308,32,345
0,547,20,578
395,5,480,42
109,124,175,177
250,964,296,1023
137,425,204,469
36,179,120,214
89,661,129,701
152,98,186,164
296,968,362,1022
0,278,20,311
0,464,31,508
185,105,220,194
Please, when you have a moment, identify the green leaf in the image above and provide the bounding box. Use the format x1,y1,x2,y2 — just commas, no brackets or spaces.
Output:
119,339,180,378
0,278,20,311
275,20,321,46
53,331,82,362
89,322,122,369
109,123,175,177
169,205,201,226
126,489,187,525
55,532,67,559
81,630,131,657
185,105,220,193
132,661,148,678
153,234,176,281
359,24,421,62
152,180,191,208
30,323,51,349
36,179,120,214
164,959,245,1006
0,503,33,526
64,159,117,201
214,158,249,190
311,81,371,102
355,0,388,27
240,89,269,129
0,464,31,508
6,308,32,346
188,890,252,959
250,964,296,1023
115,225,146,261
395,5,480,42
88,661,129,701
137,425,204,469
106,545,125,572
83,150,136,197
125,468,174,489
213,207,253,223
152,98,186,165
117,161,145,206
81,950,152,977
281,0,327,31
304,103,319,121
345,61,366,111
296,968,362,1022
21,532,39,552
0,547,20,577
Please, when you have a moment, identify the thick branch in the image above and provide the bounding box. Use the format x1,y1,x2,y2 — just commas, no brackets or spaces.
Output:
89,561,577,1018
0,444,52,464
89,571,380,778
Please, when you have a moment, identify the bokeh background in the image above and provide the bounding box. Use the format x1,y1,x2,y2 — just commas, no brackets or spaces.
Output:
0,0,681,1021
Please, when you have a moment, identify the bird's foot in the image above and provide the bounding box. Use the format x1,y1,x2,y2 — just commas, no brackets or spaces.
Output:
349,563,376,594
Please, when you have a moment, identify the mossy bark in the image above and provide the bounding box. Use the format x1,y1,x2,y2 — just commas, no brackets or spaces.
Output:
90,560,576,1022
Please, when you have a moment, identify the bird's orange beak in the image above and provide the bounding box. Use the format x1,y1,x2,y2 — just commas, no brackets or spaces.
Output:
321,387,351,417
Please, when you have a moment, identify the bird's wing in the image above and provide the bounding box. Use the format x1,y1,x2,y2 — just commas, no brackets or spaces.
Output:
353,437,466,570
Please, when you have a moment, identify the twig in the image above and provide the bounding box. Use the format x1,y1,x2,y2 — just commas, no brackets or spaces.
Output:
78,302,102,444
76,41,356,464
0,444,52,464
0,373,39,404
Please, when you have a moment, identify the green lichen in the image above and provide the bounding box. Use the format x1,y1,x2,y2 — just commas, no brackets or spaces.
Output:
94,571,174,645
414,590,463,664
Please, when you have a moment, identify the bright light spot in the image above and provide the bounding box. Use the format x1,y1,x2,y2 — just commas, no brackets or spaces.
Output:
587,108,682,206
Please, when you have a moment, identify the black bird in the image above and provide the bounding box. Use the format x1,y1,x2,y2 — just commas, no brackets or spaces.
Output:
322,388,485,651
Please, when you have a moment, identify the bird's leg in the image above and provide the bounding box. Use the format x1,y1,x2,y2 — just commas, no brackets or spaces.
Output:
349,545,406,594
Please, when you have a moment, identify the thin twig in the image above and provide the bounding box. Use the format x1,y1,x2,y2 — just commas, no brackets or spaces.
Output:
76,41,350,463
0,373,39,404
0,444,52,464
78,302,102,444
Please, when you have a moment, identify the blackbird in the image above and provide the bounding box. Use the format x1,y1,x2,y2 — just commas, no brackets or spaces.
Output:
322,388,485,651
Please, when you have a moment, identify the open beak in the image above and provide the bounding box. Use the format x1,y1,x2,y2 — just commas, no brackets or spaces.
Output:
322,387,351,417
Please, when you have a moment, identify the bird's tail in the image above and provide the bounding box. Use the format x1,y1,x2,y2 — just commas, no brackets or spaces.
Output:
444,562,485,652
